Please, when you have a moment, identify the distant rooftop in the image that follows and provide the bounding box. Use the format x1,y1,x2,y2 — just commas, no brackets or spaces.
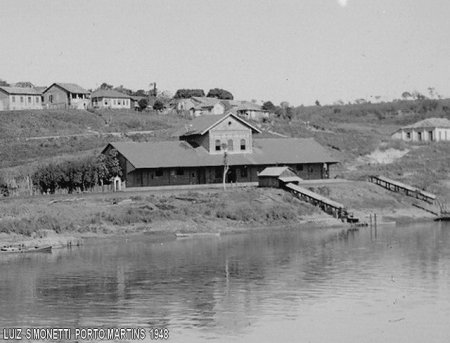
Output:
46,83,90,94
91,89,132,99
402,117,450,129
0,86,41,95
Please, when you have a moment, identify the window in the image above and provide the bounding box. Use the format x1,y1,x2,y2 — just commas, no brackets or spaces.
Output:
240,139,246,151
241,166,248,178
176,168,184,176
155,169,163,177
49,95,53,103
215,139,221,151
118,100,121,105
418,132,422,141
20,96,24,103
11,96,15,103
406,132,411,139
28,97,31,103
72,94,76,99
113,100,117,105
227,139,234,151
36,96,39,103
428,131,433,141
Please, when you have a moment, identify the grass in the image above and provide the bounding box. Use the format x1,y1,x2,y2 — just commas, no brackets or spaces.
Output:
0,188,322,236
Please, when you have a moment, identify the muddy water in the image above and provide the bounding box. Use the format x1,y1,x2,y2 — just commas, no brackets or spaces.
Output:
0,223,449,342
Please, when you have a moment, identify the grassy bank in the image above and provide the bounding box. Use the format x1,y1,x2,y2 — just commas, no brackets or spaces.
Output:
0,187,330,242
0,179,439,249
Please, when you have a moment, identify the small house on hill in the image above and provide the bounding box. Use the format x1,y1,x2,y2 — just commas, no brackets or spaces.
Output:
43,83,90,110
189,97,226,117
91,89,132,109
258,167,302,188
102,112,338,188
392,117,450,142
0,86,42,111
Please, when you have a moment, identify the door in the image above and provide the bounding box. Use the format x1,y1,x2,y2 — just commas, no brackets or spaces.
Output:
198,168,206,184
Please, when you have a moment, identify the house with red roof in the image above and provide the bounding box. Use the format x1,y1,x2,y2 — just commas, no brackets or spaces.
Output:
102,112,338,188
0,86,43,111
43,83,90,110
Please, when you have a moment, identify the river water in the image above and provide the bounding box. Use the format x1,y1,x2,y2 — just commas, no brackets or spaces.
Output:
0,222,449,342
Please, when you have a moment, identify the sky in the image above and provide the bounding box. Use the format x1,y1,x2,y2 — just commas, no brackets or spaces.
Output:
1,0,450,106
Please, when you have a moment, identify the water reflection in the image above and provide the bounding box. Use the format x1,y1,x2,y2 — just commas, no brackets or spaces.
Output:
0,223,449,342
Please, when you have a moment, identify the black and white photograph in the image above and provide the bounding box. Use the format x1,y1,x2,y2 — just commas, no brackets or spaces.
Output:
1,0,450,342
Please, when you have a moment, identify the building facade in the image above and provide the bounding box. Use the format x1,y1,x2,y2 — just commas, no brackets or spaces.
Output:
0,87,42,111
91,89,132,109
103,112,338,188
392,118,450,142
43,83,90,110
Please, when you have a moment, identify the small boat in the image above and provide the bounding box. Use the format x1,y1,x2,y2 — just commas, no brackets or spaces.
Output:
0,245,52,254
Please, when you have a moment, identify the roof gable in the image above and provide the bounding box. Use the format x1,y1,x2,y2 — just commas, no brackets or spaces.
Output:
179,112,261,137
44,83,89,94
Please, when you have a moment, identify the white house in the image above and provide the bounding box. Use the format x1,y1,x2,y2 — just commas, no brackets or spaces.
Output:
91,89,132,109
392,117,450,142
0,87,42,111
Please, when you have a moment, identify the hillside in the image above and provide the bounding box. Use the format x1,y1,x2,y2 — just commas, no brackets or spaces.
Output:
1,99,450,200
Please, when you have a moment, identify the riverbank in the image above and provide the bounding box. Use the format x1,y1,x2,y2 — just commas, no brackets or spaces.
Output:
0,181,439,249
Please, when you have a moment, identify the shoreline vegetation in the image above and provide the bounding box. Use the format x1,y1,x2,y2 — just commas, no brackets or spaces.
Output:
1,99,450,248
0,182,437,249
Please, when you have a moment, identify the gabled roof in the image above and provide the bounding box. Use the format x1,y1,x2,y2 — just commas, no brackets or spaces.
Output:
91,89,132,99
258,166,292,177
401,117,450,129
178,112,261,137
0,86,41,95
44,83,89,94
105,137,338,170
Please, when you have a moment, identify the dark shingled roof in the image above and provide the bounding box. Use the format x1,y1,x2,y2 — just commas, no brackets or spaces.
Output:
91,89,132,99
177,112,261,137
106,137,338,169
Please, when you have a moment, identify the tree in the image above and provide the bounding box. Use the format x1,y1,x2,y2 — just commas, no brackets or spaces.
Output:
280,101,290,109
15,81,34,88
114,85,133,96
0,79,9,87
100,82,113,90
207,88,234,100
153,100,164,111
174,89,205,99
138,98,148,111
315,100,321,106
134,89,147,97
401,91,412,100
262,101,276,112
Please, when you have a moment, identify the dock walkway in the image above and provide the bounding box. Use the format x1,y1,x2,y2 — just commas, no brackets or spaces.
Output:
284,183,345,218
368,175,436,204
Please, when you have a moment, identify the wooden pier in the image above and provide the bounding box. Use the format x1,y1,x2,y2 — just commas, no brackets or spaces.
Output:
284,183,346,219
368,175,436,204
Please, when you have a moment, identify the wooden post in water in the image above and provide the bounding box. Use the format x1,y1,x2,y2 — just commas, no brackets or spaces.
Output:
369,214,372,228
374,213,377,228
